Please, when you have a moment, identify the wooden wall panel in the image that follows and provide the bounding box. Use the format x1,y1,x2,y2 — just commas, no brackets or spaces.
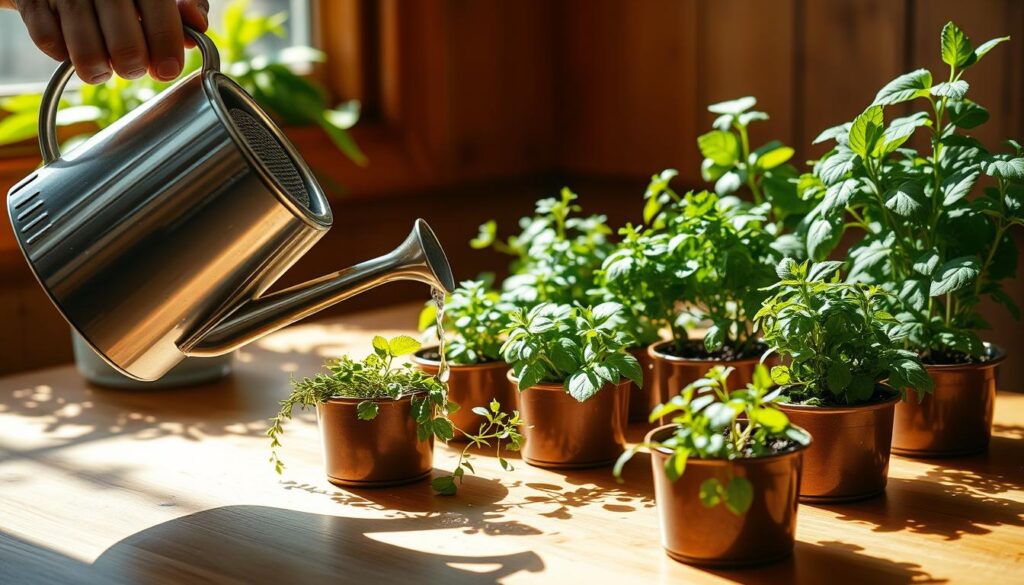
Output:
555,0,700,183
798,0,909,157
697,0,797,150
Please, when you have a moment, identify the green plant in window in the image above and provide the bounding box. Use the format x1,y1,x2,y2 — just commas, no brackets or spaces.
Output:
802,21,1021,363
0,0,365,166
756,259,934,406
614,365,811,515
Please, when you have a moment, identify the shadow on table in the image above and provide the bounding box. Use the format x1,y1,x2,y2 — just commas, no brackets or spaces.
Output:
810,452,1024,540
1,502,544,585
709,540,946,584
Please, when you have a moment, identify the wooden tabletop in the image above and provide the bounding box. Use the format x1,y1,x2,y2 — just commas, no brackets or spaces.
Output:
0,303,1022,584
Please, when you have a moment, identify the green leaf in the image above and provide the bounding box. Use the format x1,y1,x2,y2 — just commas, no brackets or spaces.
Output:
983,157,1024,180
941,21,973,68
882,112,931,152
470,220,497,249
969,36,1010,66
753,407,789,433
665,451,688,481
0,112,38,146
813,123,849,145
606,351,643,386
818,150,857,185
356,400,379,421
872,69,932,106
699,478,722,507
942,170,979,206
724,477,754,515
431,475,458,495
913,250,940,276
418,303,439,333
807,217,843,261
707,96,756,115
517,361,547,390
885,182,925,218
770,365,791,385
948,100,989,129
697,130,739,166
930,256,981,296
827,361,852,393
371,335,390,355
756,145,795,170
388,335,421,357
848,106,884,159
568,370,601,402
930,80,969,100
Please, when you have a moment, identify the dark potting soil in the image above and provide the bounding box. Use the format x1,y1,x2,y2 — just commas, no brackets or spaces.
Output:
718,427,804,457
921,349,988,366
782,385,898,408
660,339,766,361
417,348,501,365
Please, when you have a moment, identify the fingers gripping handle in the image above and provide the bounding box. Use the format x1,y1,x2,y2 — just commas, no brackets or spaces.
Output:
37,26,221,164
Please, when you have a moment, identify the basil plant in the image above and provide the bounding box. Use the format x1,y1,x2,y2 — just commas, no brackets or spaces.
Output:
802,21,1022,363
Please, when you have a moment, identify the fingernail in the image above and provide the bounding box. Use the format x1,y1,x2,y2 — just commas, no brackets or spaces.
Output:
123,66,146,80
157,59,181,80
89,70,112,84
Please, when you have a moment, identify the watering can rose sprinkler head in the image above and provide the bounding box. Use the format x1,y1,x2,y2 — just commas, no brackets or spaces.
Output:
6,26,455,382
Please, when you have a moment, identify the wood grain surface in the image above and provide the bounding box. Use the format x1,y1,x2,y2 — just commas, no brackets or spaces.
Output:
0,303,1021,584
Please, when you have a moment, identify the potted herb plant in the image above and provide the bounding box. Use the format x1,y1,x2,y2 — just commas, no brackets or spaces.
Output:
803,21,1020,456
604,179,781,408
414,280,518,439
268,335,519,493
476,189,660,421
501,302,642,468
615,365,811,567
756,260,933,501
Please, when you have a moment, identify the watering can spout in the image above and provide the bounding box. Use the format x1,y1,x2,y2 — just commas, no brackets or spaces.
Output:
185,219,455,357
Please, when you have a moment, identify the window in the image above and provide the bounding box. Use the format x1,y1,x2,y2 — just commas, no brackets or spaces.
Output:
0,0,312,93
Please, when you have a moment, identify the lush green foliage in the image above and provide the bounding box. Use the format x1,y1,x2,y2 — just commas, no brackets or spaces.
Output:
0,0,364,164
432,399,524,495
802,21,1021,360
500,302,643,401
472,188,612,306
603,173,782,356
418,280,512,365
267,335,451,474
757,260,934,406
615,365,810,516
698,96,812,229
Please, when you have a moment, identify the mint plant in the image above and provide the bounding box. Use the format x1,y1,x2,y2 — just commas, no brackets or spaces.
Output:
417,280,513,365
756,260,934,406
802,21,1021,363
614,365,810,515
604,175,782,358
267,335,517,495
698,97,811,229
500,302,643,401
472,188,612,306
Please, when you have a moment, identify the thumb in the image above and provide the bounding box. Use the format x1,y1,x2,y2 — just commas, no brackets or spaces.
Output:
178,0,210,32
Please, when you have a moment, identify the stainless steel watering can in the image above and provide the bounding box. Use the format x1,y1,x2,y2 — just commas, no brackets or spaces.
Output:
5,28,455,382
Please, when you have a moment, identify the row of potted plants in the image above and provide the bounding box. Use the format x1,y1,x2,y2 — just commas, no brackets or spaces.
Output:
267,20,1021,567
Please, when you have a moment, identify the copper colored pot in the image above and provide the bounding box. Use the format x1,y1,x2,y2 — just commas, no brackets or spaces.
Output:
316,393,433,487
777,390,898,502
628,346,656,422
648,425,808,567
510,371,629,468
412,349,517,441
893,344,1005,457
647,341,762,409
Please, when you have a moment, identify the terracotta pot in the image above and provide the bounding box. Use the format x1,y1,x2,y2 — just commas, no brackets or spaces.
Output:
893,344,1005,457
647,340,763,410
317,393,433,487
509,371,629,468
777,389,898,502
627,346,657,422
412,349,517,441
648,425,808,567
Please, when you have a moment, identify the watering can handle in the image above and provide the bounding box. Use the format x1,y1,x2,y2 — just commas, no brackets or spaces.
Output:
37,26,221,164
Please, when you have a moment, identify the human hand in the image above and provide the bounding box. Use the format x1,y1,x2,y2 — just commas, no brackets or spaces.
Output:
0,0,209,84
